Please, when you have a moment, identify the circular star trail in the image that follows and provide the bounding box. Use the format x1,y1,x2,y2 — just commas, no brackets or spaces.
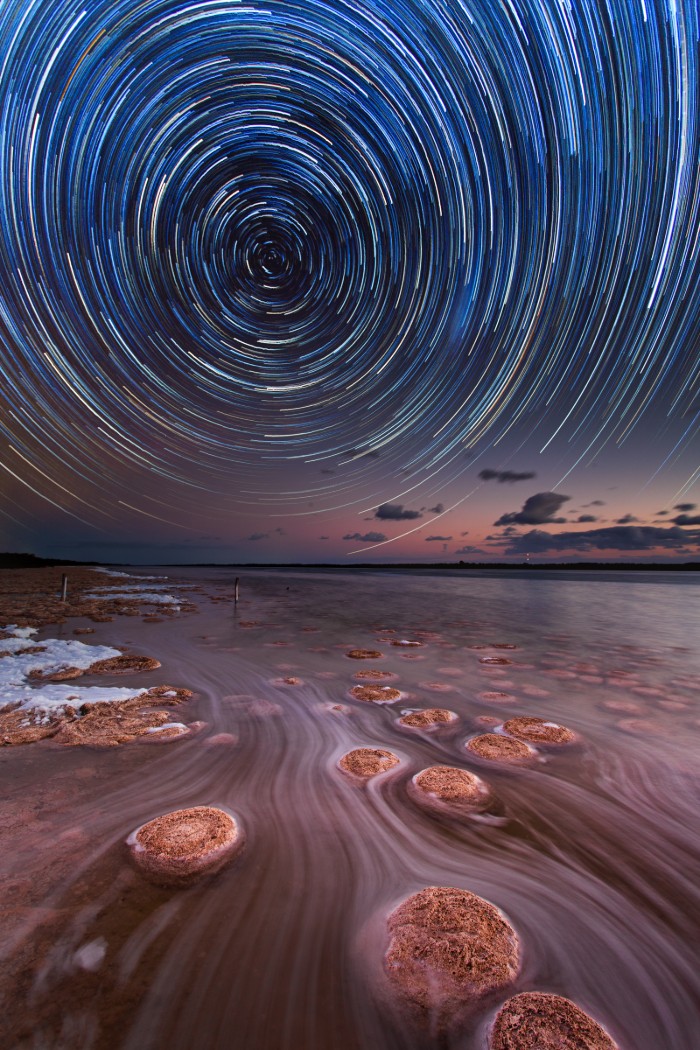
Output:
0,0,698,523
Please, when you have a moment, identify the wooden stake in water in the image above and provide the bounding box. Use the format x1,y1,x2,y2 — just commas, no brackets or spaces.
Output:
60,574,68,602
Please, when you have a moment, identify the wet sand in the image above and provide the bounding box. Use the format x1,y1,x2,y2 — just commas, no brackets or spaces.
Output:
1,566,699,1049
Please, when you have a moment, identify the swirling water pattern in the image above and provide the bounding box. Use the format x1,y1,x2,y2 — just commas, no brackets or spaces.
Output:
0,0,698,515
1,568,699,1048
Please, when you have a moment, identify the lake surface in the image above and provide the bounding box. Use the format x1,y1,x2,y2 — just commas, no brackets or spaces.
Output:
2,568,699,1049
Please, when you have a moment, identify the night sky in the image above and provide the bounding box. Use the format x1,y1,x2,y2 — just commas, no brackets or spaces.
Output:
0,0,698,564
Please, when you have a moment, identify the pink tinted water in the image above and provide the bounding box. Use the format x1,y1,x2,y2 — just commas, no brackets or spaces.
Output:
1,568,699,1049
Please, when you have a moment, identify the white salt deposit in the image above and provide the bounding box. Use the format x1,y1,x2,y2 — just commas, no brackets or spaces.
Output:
0,625,147,722
83,591,180,606
146,722,188,735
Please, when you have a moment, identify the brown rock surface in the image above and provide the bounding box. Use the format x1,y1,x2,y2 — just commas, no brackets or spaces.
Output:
350,685,401,704
385,887,520,1023
127,806,242,886
399,708,456,728
346,649,383,659
87,654,161,675
489,991,618,1049
502,716,577,745
354,670,395,681
413,766,491,809
466,734,536,765
338,748,400,778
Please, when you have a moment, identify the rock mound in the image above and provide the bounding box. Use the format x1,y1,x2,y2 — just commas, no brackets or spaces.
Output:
489,991,618,1049
502,716,576,745
127,806,242,886
399,708,456,728
466,734,536,765
385,886,520,1024
339,748,400,778
347,649,383,660
413,766,491,809
350,685,401,704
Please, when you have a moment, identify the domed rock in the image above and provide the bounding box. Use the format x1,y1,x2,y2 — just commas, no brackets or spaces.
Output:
127,806,243,886
466,734,537,765
412,766,491,810
399,708,457,728
339,748,400,778
385,886,520,1025
489,991,619,1049
502,716,577,745
350,685,401,704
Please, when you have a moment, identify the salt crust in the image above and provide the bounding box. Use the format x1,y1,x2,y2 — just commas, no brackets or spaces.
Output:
0,625,142,722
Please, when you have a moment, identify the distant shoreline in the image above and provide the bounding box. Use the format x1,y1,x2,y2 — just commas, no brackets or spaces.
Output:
2,553,698,572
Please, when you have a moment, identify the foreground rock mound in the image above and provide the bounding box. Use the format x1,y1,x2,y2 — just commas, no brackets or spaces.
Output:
127,806,243,886
339,748,400,778
502,716,577,745
466,734,536,765
385,887,520,1027
399,708,456,729
413,766,491,810
489,991,619,1049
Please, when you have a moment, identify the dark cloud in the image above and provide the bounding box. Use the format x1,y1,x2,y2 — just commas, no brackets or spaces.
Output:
274,527,286,536
460,530,469,537
615,514,639,524
502,525,700,555
494,492,571,526
342,531,387,543
454,545,486,556
577,515,598,523
374,503,423,521
429,503,445,514
479,469,537,484
675,503,696,512
246,532,268,541
318,535,329,540
656,510,669,515
585,500,606,507
673,514,700,526
425,535,452,542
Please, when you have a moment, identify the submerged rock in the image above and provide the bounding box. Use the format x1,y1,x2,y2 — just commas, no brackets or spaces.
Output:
489,991,619,1049
385,886,520,1025
127,806,243,886
502,716,577,745
339,748,400,778
466,734,537,765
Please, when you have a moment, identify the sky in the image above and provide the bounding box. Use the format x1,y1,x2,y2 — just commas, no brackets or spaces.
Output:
0,0,698,565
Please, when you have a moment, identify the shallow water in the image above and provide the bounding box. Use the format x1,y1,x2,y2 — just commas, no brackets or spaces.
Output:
1,568,699,1049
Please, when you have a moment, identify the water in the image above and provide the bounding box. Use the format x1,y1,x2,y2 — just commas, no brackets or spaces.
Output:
2,568,699,1049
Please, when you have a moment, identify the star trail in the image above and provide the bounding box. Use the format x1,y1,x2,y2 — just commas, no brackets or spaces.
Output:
0,0,698,559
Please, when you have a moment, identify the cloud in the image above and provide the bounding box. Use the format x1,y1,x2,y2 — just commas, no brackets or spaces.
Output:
673,513,700,526
479,469,537,484
502,525,700,555
584,500,606,507
274,527,286,536
454,545,486,556
246,532,268,541
494,492,571,526
577,515,598,523
675,503,696,512
429,503,445,514
615,514,639,524
460,530,469,537
374,503,423,521
343,531,387,543
318,535,329,540
425,535,452,542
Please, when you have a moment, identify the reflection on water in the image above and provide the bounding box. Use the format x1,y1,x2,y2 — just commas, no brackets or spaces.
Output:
1,569,699,1049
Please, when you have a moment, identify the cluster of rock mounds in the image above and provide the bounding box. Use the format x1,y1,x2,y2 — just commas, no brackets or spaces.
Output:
382,886,618,1047
466,717,578,765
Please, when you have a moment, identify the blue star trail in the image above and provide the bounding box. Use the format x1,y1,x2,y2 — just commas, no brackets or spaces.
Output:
0,0,697,528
